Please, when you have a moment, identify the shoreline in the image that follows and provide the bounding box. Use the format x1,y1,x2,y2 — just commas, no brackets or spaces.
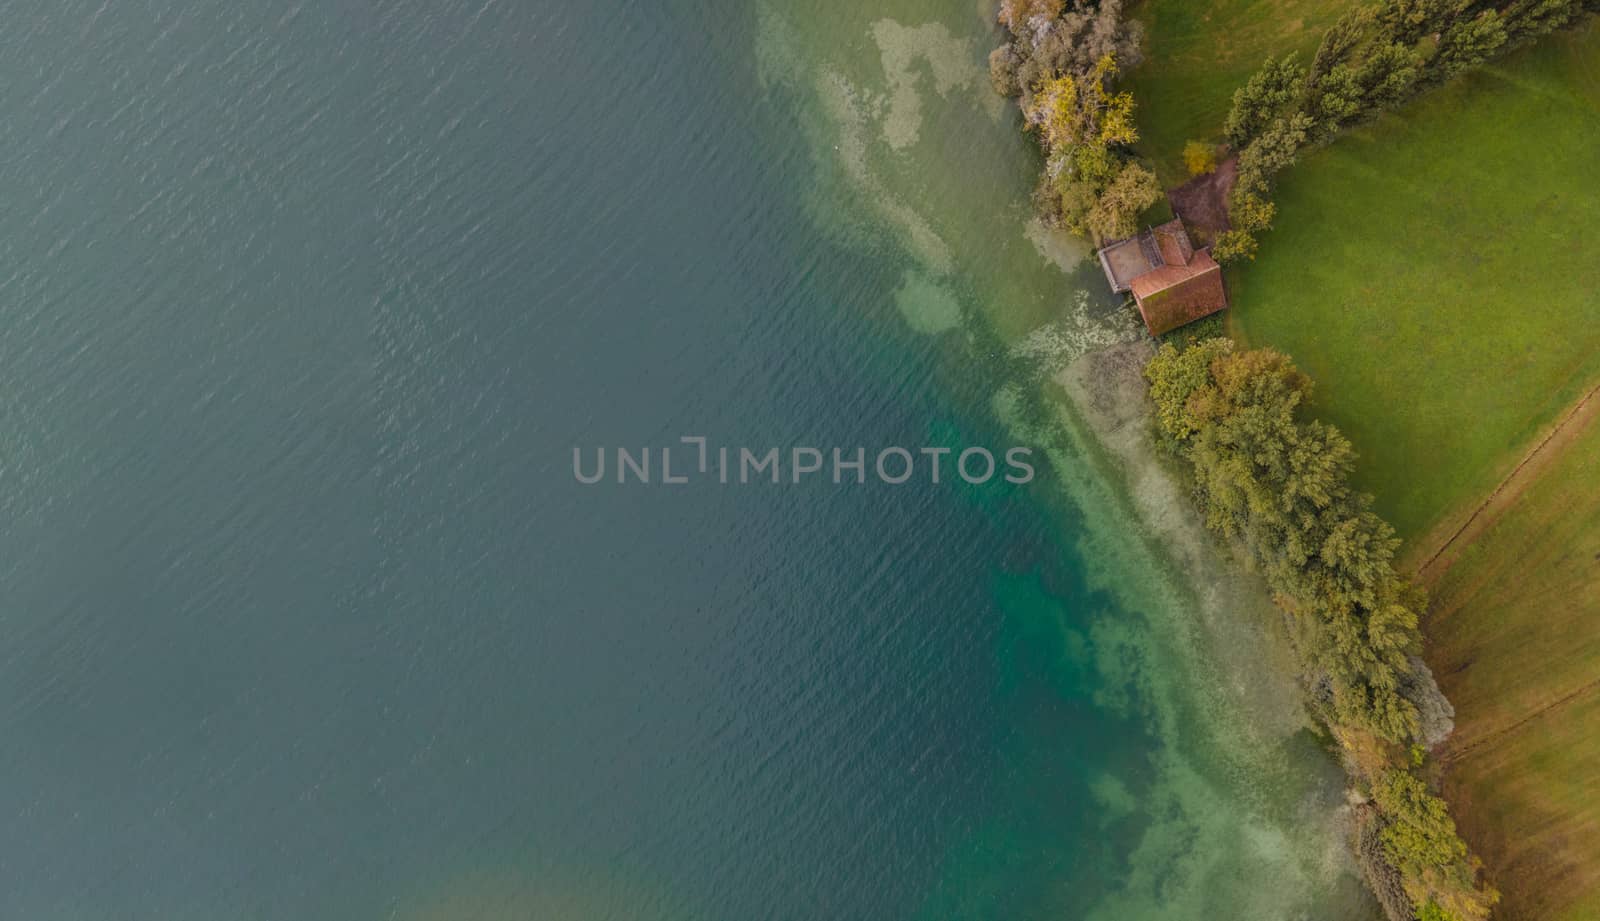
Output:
1027,339,1381,916
1053,342,1314,733
1052,338,1403,916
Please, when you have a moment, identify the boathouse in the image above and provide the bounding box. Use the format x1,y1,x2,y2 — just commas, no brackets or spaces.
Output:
1095,219,1227,337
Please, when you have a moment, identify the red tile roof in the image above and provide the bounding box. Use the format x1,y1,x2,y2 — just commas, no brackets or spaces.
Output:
1153,222,1192,266
1129,250,1227,336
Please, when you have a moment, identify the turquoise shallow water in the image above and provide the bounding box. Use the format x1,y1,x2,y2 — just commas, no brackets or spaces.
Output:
0,0,1377,918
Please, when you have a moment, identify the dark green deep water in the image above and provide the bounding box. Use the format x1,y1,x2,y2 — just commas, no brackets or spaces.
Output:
0,1,1381,919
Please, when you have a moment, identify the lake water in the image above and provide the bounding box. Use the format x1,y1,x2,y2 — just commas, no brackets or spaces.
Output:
0,0,1379,918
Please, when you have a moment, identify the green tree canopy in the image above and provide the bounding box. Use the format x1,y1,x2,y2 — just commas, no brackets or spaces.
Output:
1224,54,1307,147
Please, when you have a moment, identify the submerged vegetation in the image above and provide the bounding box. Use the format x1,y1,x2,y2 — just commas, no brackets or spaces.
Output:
1146,340,1496,920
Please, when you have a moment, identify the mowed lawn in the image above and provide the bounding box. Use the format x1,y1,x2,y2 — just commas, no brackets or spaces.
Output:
1229,19,1600,543
1125,0,1357,180
1425,410,1600,921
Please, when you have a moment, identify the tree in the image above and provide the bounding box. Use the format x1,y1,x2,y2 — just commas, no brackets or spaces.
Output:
1041,143,1119,236
1023,54,1137,152
1309,6,1376,87
1008,0,1143,92
1086,162,1161,240
993,1,1158,242
1224,54,1307,147
1146,334,1507,917
998,0,1066,30
1063,141,1120,189
1307,63,1366,132
1501,0,1582,44
1020,51,1149,240
1144,339,1233,441
1212,230,1259,264
1182,140,1218,176
1234,112,1313,200
1430,10,1508,80
1371,766,1497,921
1026,72,1084,151
1144,342,1437,743
1228,192,1276,233
1305,43,1379,131
1373,771,1467,875
1375,0,1465,45
1357,42,1422,108
1056,0,1145,72
1050,176,1102,235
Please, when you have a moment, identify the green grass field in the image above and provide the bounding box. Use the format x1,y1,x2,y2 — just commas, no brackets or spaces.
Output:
1228,19,1600,543
1125,0,1356,180
1426,410,1600,921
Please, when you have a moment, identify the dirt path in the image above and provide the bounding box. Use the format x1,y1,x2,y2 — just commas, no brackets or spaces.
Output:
1414,379,1600,585
1167,156,1236,242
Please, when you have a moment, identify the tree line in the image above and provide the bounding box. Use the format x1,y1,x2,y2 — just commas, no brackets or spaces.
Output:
988,0,1160,241
1146,339,1498,921
1214,0,1598,263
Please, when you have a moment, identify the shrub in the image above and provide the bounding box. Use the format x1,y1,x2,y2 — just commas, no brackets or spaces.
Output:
1212,230,1259,264
1228,192,1277,233
1182,140,1218,176
988,43,1023,96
